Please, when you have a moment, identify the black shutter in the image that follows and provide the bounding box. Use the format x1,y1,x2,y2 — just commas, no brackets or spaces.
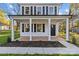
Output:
46,6,48,15
22,24,24,32
32,24,33,32
43,24,45,32
31,6,33,15
22,6,24,15
34,6,36,15
34,24,36,32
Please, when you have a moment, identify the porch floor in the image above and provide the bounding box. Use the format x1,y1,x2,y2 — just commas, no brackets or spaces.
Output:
19,36,64,41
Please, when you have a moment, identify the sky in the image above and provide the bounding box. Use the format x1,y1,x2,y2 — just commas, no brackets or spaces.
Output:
59,3,70,15
0,3,20,15
0,3,70,15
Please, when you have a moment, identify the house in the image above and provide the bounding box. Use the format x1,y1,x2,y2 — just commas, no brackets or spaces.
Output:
9,3,73,41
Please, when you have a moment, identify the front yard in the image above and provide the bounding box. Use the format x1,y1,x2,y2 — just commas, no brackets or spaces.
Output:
59,32,79,47
0,30,20,44
0,30,79,47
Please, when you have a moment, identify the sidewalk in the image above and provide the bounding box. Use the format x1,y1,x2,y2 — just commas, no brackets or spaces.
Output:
0,47,79,54
0,41,79,54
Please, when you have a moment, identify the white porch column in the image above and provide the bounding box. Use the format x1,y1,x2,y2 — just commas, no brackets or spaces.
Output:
11,18,14,41
48,18,51,41
56,22,59,36
30,18,32,41
66,18,69,41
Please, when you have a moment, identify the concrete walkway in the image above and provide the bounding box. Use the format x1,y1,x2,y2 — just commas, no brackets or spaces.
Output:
0,41,79,54
59,41,78,48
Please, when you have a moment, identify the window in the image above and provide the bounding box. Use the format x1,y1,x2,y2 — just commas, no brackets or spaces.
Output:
22,6,24,15
22,24,45,32
22,24,24,32
37,24,42,32
25,7,29,15
25,24,30,32
34,24,45,32
49,7,53,15
37,7,41,15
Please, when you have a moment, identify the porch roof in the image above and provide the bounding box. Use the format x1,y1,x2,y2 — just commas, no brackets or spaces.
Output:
8,15,76,20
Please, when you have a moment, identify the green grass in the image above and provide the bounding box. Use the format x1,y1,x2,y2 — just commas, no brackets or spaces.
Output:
0,30,11,44
0,30,11,35
0,36,8,44
0,54,79,56
0,30,20,44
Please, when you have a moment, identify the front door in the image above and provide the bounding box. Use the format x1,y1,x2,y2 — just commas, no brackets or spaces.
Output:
51,24,56,36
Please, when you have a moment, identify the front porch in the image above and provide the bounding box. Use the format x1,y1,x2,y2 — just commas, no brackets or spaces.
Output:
9,15,72,41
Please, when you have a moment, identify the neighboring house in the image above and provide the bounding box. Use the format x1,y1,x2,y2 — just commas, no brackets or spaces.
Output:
9,3,74,41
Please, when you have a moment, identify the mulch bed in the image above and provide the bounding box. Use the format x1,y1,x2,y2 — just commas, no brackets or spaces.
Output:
0,41,65,47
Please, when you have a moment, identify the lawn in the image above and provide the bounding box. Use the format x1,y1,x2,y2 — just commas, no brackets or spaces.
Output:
0,30,11,44
0,30,20,44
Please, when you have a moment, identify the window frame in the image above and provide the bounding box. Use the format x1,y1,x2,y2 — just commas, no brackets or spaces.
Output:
36,7,42,15
21,23,45,33
25,7,30,15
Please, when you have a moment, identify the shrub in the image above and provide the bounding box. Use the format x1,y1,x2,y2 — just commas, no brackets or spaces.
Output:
7,36,11,43
72,36,76,44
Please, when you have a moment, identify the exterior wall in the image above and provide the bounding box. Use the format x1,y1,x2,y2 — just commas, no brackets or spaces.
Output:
20,36,30,41
20,19,58,37
19,4,60,15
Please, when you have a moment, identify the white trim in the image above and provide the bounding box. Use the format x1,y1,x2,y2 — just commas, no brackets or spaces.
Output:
48,18,51,41
32,23,34,32
11,18,14,41
56,22,59,36
66,18,69,41
13,17,67,20
30,18,32,41
57,6,59,15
